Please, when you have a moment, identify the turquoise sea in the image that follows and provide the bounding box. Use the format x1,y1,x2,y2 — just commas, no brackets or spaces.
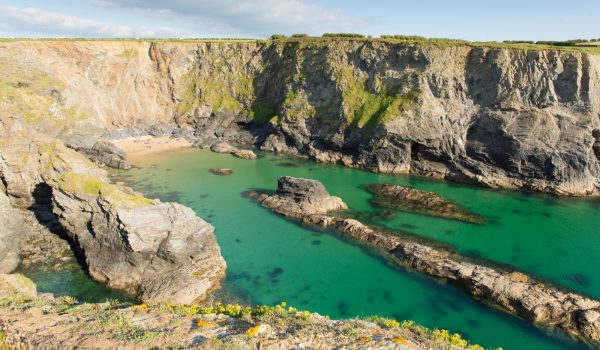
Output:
24,148,600,349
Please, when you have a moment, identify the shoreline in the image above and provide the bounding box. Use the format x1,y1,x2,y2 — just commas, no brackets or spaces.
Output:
111,136,192,162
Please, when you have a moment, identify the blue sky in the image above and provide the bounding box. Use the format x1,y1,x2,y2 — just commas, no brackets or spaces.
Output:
0,0,598,41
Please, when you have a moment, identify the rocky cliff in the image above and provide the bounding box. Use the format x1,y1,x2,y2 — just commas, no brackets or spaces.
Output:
1,39,598,195
0,122,226,304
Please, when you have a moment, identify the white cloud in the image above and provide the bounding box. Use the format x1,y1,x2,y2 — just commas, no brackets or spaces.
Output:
0,5,185,37
93,0,364,36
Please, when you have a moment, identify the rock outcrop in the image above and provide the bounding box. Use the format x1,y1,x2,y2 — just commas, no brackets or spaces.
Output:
0,40,597,195
257,176,347,217
77,139,131,169
52,173,226,303
210,141,257,160
364,184,485,223
0,125,226,304
0,190,27,273
247,177,600,344
0,274,483,350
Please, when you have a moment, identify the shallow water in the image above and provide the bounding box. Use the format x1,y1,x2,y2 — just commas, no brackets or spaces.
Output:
19,260,133,303
30,148,600,349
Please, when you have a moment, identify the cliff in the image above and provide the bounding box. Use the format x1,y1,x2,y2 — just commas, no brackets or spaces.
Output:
0,39,598,195
0,274,487,350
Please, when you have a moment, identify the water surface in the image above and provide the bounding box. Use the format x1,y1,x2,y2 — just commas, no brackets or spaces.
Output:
110,148,600,349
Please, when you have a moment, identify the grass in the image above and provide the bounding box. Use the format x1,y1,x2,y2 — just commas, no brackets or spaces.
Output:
2,36,599,53
335,64,420,127
55,172,153,207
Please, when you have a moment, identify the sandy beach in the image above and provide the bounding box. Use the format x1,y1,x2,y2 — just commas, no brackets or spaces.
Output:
111,136,192,161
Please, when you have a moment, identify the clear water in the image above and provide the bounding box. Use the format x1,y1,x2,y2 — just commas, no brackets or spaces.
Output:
19,260,134,303
30,148,600,350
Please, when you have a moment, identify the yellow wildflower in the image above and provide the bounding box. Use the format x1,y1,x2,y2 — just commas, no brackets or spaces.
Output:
359,337,371,343
196,319,218,328
246,325,261,336
131,303,149,311
392,337,416,348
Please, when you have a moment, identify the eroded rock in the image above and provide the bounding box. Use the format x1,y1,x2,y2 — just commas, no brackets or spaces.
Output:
259,176,347,217
248,178,600,344
209,168,233,175
364,184,485,223
0,130,226,304
210,142,257,160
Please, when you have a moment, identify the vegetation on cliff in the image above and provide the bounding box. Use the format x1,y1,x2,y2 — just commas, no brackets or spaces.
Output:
0,274,488,350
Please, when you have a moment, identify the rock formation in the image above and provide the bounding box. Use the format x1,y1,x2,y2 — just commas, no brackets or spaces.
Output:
0,125,226,304
363,184,485,223
77,139,131,169
257,176,347,217
0,190,26,273
210,141,257,160
209,168,234,175
247,177,600,344
0,40,597,195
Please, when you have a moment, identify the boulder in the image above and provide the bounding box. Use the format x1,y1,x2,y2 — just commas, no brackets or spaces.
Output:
210,141,257,160
209,168,233,175
364,184,485,224
78,139,131,169
259,176,347,218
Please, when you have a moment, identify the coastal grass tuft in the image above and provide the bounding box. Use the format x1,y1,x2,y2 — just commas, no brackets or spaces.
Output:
55,172,153,207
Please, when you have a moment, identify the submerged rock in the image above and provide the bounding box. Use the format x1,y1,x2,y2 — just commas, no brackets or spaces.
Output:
210,141,257,160
249,178,600,344
259,176,347,217
209,168,233,175
364,184,485,224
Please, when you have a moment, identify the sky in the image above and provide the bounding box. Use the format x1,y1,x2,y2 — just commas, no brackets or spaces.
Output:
0,0,598,41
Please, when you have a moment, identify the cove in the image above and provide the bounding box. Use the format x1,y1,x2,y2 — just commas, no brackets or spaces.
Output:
108,148,600,350
27,147,598,350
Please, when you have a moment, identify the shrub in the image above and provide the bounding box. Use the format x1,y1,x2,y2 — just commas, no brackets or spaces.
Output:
322,33,365,38
380,34,427,41
291,33,309,38
270,34,287,40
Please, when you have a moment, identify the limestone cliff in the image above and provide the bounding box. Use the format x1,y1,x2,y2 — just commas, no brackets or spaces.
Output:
0,39,598,195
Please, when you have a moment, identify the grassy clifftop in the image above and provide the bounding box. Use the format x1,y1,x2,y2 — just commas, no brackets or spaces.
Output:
0,274,491,350
2,36,599,54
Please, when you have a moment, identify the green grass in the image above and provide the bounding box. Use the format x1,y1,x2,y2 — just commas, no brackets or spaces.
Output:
55,172,153,207
335,65,420,127
2,36,599,53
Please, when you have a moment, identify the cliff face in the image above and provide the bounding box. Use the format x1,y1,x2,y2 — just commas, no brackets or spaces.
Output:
1,40,598,195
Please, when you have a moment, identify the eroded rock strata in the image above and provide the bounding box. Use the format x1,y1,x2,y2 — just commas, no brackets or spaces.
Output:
0,40,597,195
246,176,600,344
364,184,485,223
0,126,226,304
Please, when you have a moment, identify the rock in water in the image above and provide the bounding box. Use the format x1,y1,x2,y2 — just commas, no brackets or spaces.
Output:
364,184,484,224
0,130,226,304
260,176,347,217
52,176,227,304
209,168,233,175
210,141,257,160
248,178,600,344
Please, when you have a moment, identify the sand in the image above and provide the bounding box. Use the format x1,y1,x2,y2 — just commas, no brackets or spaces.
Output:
111,136,192,161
